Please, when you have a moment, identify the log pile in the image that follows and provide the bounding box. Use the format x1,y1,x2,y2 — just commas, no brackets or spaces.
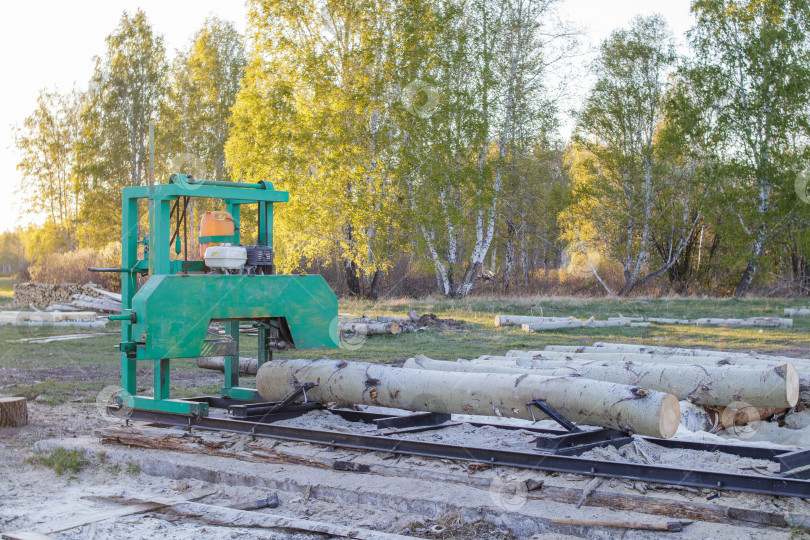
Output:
14,282,121,313
493,341,810,432
256,358,680,438
340,310,460,336
495,313,793,331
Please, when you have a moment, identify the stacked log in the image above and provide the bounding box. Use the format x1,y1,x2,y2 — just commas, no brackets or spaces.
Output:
13,282,121,312
339,311,460,335
255,358,681,438
607,316,793,328
506,342,810,405
521,317,651,332
407,356,798,408
495,313,792,331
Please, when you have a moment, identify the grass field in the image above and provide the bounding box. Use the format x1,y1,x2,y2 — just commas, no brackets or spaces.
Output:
1,294,809,405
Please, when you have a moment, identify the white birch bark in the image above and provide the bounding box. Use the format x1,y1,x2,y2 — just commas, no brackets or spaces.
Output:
255,358,680,438
406,356,796,408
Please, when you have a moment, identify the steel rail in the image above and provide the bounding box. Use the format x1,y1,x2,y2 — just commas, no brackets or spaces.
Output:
127,409,810,498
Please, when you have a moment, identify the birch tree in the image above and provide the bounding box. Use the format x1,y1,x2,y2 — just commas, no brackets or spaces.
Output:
688,0,810,296
227,0,406,298
15,89,84,252
407,0,562,297
561,15,703,296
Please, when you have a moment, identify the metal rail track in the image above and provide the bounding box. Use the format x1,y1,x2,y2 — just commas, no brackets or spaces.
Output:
127,406,810,499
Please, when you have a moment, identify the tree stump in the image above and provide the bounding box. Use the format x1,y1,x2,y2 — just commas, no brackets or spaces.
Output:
0,397,28,427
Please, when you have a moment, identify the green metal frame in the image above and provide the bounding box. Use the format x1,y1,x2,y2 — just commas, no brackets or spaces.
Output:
117,175,339,416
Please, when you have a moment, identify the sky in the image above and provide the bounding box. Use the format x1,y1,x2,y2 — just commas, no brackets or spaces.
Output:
0,0,695,234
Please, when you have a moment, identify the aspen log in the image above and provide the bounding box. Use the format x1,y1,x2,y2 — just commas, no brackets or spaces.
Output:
196,356,259,375
541,343,803,362
522,320,584,331
375,316,411,324
602,317,792,328
494,315,574,327
785,308,810,316
256,358,680,438
413,356,798,408
491,352,810,404
340,321,400,335
0,397,28,427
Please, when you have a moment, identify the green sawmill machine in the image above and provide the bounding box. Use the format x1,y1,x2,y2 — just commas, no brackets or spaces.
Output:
101,175,339,416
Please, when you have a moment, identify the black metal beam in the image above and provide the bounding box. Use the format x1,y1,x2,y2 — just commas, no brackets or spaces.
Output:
126,409,810,499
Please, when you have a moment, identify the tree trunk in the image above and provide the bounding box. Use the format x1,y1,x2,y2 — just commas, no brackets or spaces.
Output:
344,258,361,296
256,359,680,438
0,397,28,427
408,356,796,408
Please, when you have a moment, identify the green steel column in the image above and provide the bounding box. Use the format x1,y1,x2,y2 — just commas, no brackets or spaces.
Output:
120,194,139,396
257,327,270,368
267,203,273,249
225,202,241,245
222,320,240,395
149,197,172,275
154,358,170,400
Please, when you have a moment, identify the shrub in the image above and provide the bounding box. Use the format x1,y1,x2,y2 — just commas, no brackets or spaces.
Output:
28,243,121,290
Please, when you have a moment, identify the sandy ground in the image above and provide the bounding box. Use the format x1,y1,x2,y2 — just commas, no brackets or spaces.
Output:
2,401,810,539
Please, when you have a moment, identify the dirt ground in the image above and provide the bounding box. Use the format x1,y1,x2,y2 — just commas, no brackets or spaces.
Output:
2,400,810,539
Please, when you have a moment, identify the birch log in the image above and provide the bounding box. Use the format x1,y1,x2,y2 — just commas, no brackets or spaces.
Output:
340,321,400,335
485,353,810,404
541,343,803,362
522,320,584,331
409,356,798,408
785,309,810,316
196,356,259,375
602,317,792,328
494,315,574,326
255,359,681,438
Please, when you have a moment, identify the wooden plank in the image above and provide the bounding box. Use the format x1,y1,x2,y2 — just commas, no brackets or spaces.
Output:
4,489,214,536
166,501,415,539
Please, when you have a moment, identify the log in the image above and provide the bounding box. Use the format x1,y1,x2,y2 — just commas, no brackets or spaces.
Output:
494,315,574,326
521,319,650,332
196,356,260,375
256,359,681,438
340,321,400,335
0,397,28,427
551,517,688,532
785,308,810,316
543,343,804,363
522,320,583,331
604,317,792,328
376,316,411,324
410,356,798,408
495,352,810,404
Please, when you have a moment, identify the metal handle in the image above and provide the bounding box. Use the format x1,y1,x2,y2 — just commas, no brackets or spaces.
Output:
109,311,137,323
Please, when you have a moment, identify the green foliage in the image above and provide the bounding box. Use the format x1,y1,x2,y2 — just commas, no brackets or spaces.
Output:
561,15,704,296
27,448,90,475
689,0,810,295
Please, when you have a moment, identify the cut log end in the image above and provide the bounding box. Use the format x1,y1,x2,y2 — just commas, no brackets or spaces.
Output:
784,363,799,408
0,397,28,427
494,315,502,327
658,394,681,439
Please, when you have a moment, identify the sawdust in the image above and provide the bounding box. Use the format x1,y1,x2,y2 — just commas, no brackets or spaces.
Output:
580,436,781,475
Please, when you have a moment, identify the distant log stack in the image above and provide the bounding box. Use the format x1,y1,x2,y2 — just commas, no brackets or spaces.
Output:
13,283,121,312
0,397,28,427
